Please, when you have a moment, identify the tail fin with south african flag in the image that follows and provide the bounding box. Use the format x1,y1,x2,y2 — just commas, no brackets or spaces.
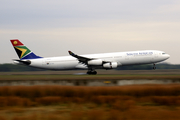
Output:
10,39,42,60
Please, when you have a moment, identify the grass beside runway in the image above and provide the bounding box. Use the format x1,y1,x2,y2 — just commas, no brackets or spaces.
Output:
0,71,180,119
0,84,180,120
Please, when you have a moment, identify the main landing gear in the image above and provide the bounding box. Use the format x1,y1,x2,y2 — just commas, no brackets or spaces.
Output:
87,69,97,75
153,63,156,70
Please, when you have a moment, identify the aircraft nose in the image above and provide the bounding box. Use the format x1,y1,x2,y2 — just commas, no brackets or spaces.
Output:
166,54,170,59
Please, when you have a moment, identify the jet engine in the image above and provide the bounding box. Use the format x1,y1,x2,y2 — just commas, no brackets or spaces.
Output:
103,62,117,69
88,59,103,65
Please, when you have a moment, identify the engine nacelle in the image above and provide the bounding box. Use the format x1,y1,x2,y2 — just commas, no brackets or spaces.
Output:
103,62,118,69
88,59,103,65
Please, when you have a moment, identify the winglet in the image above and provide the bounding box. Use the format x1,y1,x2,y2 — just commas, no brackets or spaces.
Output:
68,51,76,56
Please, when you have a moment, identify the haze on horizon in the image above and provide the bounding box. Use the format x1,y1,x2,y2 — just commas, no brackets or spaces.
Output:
0,0,180,64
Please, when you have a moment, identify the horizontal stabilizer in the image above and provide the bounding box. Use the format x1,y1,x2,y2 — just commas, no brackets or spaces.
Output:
13,59,31,65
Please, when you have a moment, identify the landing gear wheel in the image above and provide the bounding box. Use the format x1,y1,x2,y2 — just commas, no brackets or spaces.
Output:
87,71,97,75
153,64,156,70
93,71,97,75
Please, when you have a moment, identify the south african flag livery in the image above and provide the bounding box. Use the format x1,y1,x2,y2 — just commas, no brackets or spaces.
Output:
10,39,42,60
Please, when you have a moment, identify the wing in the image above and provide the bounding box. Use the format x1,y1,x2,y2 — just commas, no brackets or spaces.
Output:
68,51,93,65
68,51,117,69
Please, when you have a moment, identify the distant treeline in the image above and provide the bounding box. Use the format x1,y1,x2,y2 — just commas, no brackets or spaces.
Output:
0,64,45,72
0,63,180,72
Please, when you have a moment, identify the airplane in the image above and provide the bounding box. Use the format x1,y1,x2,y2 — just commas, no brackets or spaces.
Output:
10,39,170,75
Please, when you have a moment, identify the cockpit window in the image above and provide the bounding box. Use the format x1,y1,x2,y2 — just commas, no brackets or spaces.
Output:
162,53,166,55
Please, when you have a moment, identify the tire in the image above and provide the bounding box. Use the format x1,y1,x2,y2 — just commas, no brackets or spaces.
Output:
87,71,97,75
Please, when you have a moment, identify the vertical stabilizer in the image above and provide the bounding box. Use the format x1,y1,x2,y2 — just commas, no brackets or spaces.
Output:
10,39,42,60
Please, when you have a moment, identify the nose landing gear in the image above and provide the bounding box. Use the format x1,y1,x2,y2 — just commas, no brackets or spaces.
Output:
153,64,156,70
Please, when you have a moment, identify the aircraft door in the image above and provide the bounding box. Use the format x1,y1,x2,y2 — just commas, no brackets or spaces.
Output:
42,59,51,66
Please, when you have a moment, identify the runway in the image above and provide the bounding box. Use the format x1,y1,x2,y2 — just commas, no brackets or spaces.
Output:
0,70,180,86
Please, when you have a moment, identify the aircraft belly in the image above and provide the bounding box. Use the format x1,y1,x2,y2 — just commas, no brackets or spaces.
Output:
46,61,78,70
30,59,79,70
152,57,167,63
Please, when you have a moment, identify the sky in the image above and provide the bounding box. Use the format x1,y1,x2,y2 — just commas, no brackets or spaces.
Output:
0,0,180,64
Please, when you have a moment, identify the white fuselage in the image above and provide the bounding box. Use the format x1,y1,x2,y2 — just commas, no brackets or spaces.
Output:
26,50,170,70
